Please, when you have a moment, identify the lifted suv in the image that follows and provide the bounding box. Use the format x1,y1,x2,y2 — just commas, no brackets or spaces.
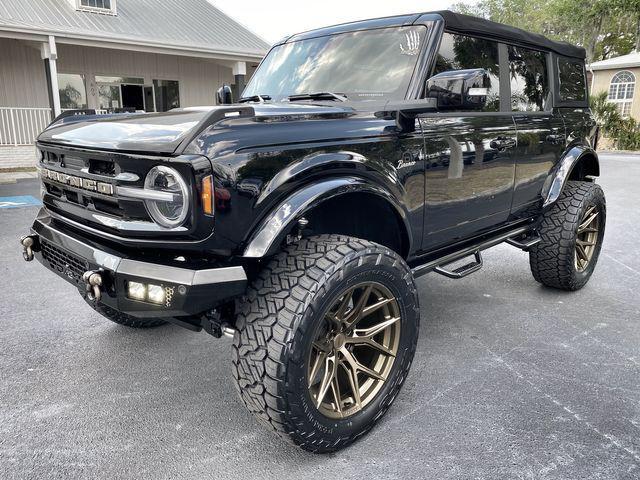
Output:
21,11,605,452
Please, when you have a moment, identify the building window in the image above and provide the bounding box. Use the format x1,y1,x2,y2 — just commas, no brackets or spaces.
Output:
153,80,180,112
608,71,635,118
77,0,116,14
58,73,88,110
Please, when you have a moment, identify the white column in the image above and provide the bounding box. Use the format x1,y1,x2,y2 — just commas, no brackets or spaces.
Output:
41,36,61,117
232,61,247,77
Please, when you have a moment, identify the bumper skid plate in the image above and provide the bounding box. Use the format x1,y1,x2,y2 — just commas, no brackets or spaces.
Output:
24,212,247,318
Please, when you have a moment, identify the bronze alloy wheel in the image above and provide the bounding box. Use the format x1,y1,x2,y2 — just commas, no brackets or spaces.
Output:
307,282,401,419
575,204,600,272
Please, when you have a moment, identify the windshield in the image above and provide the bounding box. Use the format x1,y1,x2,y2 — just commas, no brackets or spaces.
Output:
243,26,427,102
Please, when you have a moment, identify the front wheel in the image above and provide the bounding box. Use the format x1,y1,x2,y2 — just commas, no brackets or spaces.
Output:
529,180,606,291
232,235,420,452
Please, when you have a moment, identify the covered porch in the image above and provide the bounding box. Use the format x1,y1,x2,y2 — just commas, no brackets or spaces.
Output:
0,34,257,168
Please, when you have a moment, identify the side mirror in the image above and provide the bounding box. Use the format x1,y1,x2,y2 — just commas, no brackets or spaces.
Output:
425,68,491,111
216,84,233,105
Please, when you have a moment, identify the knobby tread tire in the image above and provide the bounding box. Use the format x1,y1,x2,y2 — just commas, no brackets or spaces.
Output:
232,234,419,453
529,180,606,291
90,302,167,328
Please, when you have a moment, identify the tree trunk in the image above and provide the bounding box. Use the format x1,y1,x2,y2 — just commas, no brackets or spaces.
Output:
585,16,604,63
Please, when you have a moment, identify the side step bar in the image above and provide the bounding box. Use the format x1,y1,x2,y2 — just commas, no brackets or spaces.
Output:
434,251,483,279
505,235,541,251
411,225,536,279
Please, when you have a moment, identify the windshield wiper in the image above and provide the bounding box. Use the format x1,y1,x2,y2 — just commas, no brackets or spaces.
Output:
287,92,348,102
239,94,271,103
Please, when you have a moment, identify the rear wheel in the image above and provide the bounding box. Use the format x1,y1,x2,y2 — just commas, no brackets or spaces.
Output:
529,180,606,291
232,235,419,452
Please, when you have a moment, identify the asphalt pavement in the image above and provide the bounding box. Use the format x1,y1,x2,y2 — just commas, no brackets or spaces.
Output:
1,153,639,479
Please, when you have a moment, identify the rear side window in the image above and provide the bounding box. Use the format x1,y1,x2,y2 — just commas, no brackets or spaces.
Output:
508,46,550,111
431,33,501,112
558,57,587,102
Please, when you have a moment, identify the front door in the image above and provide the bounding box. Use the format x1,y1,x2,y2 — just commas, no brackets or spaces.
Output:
419,32,516,251
420,114,517,249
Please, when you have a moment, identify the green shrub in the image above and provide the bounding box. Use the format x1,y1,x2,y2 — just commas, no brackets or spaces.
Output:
590,91,640,151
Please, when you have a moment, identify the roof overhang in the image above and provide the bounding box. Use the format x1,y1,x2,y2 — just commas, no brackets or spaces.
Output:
0,24,266,63
589,62,640,71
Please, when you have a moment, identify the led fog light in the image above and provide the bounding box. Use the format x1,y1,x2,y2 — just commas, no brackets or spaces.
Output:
147,284,165,305
127,281,146,301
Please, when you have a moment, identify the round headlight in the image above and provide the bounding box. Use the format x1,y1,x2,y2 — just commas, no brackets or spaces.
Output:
144,166,190,228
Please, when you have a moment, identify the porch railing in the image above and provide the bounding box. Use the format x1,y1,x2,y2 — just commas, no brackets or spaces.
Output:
0,107,53,146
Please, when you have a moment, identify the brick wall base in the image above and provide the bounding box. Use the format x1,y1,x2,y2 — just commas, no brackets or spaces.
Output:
0,145,37,170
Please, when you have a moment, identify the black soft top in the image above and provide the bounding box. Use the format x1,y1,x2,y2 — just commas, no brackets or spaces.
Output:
286,10,586,60
435,10,585,59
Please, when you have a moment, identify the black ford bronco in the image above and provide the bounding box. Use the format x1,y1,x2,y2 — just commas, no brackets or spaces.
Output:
21,11,605,452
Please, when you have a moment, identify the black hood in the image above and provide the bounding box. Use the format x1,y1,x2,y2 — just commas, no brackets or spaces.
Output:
37,103,354,154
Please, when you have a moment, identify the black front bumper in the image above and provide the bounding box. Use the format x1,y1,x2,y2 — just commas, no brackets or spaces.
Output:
25,210,247,318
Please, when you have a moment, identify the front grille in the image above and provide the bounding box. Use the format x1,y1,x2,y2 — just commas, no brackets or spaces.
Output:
41,240,88,284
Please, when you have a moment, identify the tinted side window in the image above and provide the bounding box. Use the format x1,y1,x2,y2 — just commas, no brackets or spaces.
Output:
432,33,501,111
558,57,587,102
508,46,550,111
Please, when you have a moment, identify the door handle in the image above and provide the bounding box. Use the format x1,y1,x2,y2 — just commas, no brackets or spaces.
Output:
546,134,566,145
490,136,516,151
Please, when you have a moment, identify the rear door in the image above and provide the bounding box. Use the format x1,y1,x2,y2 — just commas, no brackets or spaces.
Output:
507,45,566,218
419,33,517,250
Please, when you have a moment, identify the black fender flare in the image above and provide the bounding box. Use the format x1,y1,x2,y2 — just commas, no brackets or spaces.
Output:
242,176,412,258
541,145,600,208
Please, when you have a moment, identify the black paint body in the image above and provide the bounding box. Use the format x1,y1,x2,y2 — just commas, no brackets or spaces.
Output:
29,11,600,319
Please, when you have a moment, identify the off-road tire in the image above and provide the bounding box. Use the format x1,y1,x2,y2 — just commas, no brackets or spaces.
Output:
529,180,606,291
232,235,419,453
89,302,167,328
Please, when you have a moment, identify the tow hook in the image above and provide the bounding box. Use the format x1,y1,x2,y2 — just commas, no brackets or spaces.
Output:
82,270,103,302
20,235,37,262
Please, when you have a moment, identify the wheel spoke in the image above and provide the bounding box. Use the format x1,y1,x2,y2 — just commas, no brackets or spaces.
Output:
578,211,599,232
309,350,327,386
576,244,588,262
576,239,596,247
341,360,362,409
315,355,337,408
347,336,396,357
342,284,373,327
334,287,355,321
341,347,384,381
330,377,342,415
353,316,400,339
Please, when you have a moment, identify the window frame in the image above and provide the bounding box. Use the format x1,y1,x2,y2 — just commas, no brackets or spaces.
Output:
423,30,554,115
554,54,589,108
76,0,117,15
608,70,635,119
57,72,89,111
152,79,181,112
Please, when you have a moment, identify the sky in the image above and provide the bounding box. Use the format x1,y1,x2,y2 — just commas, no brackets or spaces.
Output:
209,0,477,44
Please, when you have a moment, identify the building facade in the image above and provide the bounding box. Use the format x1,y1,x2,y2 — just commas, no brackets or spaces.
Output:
0,0,269,168
588,52,640,121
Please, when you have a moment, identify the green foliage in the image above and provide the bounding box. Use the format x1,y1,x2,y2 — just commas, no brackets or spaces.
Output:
452,0,640,62
590,91,622,135
590,91,640,150
616,118,640,150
